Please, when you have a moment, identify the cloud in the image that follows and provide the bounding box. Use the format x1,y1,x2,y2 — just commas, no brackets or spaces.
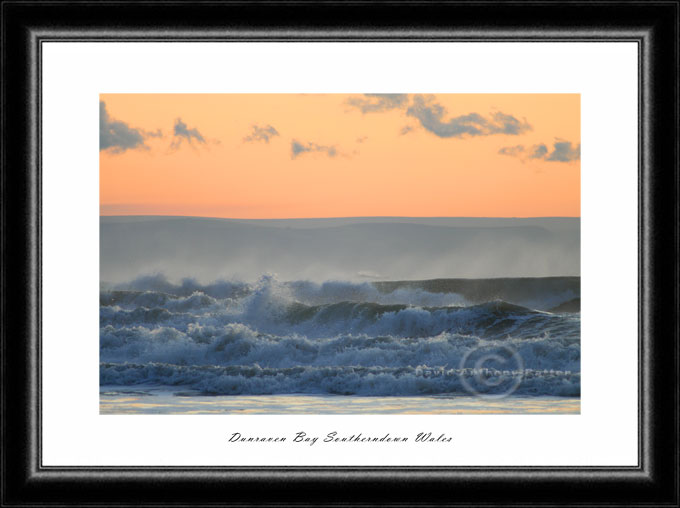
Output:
244,124,279,143
171,118,206,149
498,145,526,157
547,141,580,162
346,94,409,113
400,126,414,136
145,129,163,139
529,144,549,159
406,95,532,138
498,140,580,163
100,101,148,153
291,140,337,159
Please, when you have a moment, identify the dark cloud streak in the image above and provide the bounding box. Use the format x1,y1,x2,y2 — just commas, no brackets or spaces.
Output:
291,140,337,159
498,140,580,163
406,95,532,139
100,101,148,153
171,118,206,149
529,144,548,159
346,94,409,113
547,141,580,162
145,129,163,139
498,145,525,157
244,124,279,143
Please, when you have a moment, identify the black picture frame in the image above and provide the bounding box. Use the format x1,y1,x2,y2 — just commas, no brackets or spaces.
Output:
2,1,678,506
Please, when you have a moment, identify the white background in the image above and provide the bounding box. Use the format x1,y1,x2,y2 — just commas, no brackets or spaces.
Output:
42,42,638,466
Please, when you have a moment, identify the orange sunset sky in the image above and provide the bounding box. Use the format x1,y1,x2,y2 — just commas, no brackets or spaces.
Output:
100,94,580,218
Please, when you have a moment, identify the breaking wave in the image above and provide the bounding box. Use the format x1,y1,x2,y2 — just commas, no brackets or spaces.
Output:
100,274,580,397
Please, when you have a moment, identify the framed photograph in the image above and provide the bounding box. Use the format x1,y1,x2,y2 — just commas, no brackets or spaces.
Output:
2,1,678,506
98,91,582,419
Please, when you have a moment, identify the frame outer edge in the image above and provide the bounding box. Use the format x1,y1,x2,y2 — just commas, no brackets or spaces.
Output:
1,1,678,505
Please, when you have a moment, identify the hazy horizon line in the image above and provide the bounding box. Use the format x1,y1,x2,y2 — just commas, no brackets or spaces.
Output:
100,214,581,220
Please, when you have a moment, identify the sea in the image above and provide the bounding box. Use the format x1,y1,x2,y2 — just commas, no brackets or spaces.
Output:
99,274,580,414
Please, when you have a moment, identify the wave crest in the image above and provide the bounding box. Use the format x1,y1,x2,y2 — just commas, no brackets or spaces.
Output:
100,274,580,397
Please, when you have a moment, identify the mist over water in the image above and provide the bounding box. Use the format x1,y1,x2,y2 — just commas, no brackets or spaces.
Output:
100,216,580,283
